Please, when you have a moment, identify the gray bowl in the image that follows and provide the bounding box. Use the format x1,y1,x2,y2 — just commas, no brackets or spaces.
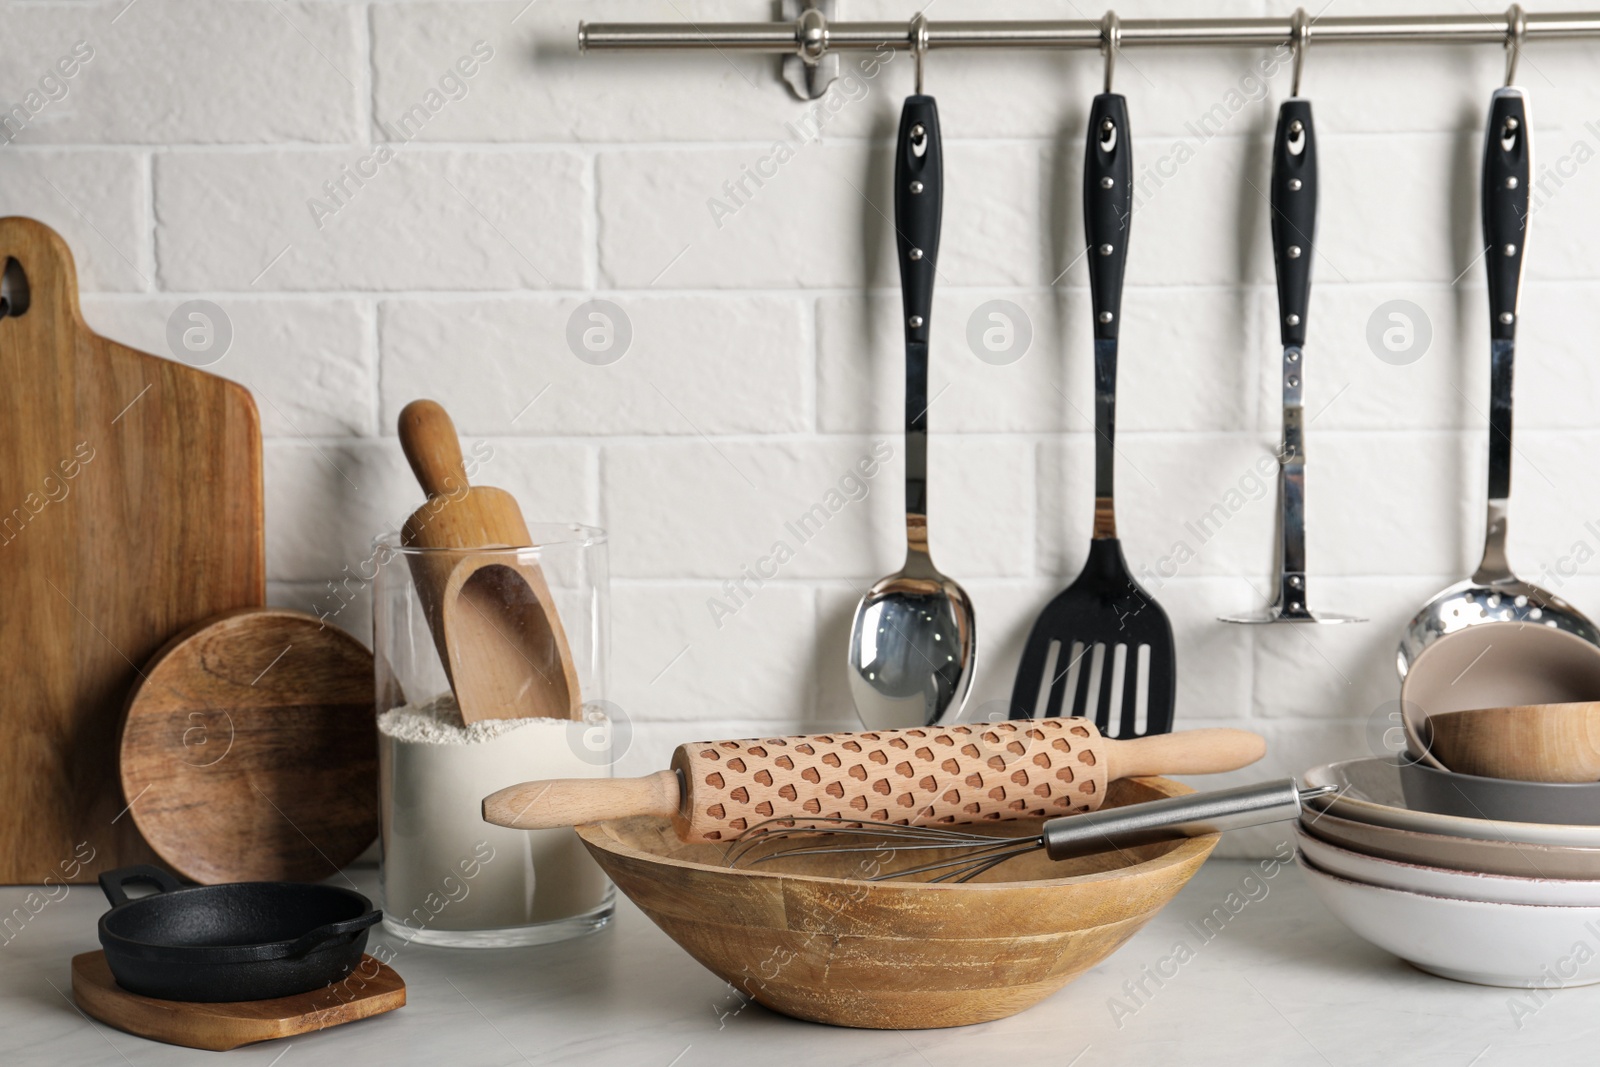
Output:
1398,755,1600,826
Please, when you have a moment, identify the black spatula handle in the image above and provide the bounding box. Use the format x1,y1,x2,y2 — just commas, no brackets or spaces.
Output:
1085,93,1131,342
1272,100,1316,347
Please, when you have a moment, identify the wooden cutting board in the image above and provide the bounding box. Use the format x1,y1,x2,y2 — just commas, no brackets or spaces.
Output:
0,218,264,884
120,608,377,884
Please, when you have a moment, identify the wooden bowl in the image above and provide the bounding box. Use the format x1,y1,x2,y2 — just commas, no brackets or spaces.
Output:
576,777,1216,1030
1428,703,1600,783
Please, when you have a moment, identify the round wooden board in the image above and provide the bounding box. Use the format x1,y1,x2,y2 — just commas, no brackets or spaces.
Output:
119,608,377,884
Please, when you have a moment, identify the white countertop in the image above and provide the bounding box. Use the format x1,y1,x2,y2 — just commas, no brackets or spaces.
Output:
2,859,1595,1066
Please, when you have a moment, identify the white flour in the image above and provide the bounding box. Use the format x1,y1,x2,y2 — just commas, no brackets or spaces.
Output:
378,695,611,935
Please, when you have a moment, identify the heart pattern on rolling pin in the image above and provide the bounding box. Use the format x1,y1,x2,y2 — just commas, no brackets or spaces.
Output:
670,720,1108,840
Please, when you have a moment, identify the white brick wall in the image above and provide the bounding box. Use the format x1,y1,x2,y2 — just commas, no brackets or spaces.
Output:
12,0,1600,855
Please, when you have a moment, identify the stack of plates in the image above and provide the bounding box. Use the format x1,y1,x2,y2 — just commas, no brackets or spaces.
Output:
1297,756,1600,987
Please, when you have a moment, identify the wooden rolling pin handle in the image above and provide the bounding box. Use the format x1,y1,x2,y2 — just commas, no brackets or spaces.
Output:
481,770,681,830
1104,728,1266,780
399,399,472,499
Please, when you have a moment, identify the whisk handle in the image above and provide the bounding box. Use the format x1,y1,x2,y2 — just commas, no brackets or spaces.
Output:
482,770,682,830
1040,778,1324,860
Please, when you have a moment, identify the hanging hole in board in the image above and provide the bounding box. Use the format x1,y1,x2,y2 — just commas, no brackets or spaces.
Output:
0,258,31,318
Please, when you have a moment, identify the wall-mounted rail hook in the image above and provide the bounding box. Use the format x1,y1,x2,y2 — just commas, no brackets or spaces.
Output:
782,0,839,101
1100,11,1120,93
1505,3,1527,84
911,11,929,93
1290,7,1310,95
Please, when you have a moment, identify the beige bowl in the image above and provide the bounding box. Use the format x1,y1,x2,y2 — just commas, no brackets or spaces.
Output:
1399,623,1600,771
576,777,1216,1030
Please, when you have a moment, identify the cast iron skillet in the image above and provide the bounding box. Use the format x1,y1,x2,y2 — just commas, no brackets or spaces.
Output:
98,865,381,1002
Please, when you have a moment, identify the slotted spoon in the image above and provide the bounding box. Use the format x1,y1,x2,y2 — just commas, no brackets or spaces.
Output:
1009,90,1175,737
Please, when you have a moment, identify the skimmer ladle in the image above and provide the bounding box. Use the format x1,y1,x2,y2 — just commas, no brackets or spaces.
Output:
1397,88,1598,677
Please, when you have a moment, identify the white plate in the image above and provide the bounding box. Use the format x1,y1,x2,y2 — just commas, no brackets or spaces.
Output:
1302,756,1600,847
1298,855,1600,987
1295,823,1600,906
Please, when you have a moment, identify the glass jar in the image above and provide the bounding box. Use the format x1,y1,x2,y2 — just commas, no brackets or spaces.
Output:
372,525,614,947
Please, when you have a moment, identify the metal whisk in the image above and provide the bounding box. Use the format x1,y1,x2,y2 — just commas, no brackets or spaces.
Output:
725,779,1334,883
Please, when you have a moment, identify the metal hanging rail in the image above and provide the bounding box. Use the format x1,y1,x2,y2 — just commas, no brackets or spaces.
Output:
578,8,1600,54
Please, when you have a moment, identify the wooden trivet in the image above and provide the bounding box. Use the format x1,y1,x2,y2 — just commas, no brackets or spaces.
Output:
70,951,404,1051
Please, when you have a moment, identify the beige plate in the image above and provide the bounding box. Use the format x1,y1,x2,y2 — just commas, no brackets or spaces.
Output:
1303,757,1600,848
1299,809,1600,880
1295,821,1600,901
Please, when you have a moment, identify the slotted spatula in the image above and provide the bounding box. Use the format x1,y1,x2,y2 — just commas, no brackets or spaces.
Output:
1009,92,1176,736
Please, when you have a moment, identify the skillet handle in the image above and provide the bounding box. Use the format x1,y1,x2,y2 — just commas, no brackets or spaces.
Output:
282,909,382,958
98,865,182,908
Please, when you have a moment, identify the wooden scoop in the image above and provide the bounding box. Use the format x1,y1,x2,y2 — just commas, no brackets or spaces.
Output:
399,399,581,722
1427,703,1600,783
483,719,1266,840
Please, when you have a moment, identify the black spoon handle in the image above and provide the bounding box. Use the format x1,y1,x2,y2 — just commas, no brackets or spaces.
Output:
895,94,942,533
1483,88,1530,506
1084,93,1131,538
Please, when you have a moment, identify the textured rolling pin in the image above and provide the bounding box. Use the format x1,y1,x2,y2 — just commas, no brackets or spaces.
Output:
482,720,1266,841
